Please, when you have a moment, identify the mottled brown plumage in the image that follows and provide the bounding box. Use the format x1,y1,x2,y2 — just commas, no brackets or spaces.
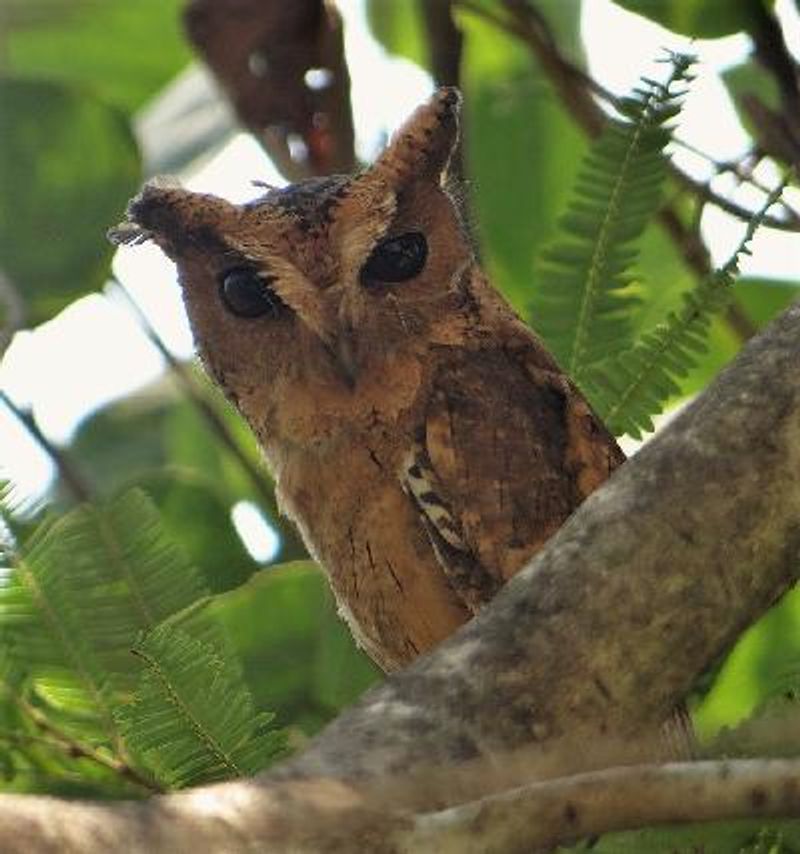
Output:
111,89,624,672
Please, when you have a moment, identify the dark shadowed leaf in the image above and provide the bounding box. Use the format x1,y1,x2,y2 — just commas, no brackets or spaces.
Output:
4,0,190,114
459,3,586,314
67,396,259,592
0,78,140,324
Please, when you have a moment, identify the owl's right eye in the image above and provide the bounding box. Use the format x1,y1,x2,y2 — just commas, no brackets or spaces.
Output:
219,268,285,319
360,232,428,286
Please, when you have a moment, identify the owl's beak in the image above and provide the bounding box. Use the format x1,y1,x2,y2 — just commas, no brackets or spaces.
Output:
332,335,358,389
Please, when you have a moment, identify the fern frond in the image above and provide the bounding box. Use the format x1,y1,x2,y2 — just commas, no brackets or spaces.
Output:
583,181,787,439
532,51,695,376
0,489,210,742
117,625,286,789
0,480,25,561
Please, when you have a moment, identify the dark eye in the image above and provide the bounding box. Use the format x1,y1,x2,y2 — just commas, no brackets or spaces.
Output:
360,232,428,286
219,268,285,319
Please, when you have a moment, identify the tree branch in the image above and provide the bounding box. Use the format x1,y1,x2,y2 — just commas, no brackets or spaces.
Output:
403,758,800,852
0,391,93,505
0,289,795,848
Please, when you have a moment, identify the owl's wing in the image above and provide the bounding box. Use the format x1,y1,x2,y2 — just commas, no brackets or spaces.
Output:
401,344,624,613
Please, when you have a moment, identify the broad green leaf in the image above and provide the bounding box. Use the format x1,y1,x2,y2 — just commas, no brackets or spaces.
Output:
587,820,800,853
4,0,191,114
459,3,586,314
165,396,259,505
612,0,767,39
201,562,380,734
365,0,429,71
66,394,176,500
735,277,800,327
162,394,308,562
695,585,800,739
139,472,257,593
67,396,263,591
0,78,140,324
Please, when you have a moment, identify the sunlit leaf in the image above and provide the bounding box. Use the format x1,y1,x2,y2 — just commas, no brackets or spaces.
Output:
611,0,767,39
532,53,694,375
365,0,428,71
118,624,285,789
0,489,209,743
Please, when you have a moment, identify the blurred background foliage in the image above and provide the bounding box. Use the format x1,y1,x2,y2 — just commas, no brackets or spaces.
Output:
0,0,799,849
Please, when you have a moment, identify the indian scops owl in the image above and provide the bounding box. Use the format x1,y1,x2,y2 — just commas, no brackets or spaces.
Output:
110,88,625,672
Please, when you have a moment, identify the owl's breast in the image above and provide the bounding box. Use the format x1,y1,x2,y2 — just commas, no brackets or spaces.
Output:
271,427,470,671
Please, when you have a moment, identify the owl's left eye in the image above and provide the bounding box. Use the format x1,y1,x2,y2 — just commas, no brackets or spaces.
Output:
219,268,285,319
360,232,428,285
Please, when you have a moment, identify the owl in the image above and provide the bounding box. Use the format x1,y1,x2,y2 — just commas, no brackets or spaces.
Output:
110,88,624,673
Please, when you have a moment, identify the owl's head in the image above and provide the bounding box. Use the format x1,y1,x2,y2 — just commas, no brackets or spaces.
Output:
110,88,473,425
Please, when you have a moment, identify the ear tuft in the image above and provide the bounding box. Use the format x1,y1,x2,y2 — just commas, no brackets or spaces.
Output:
369,87,462,187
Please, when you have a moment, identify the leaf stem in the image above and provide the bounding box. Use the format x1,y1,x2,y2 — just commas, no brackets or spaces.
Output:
11,692,161,793
0,390,93,504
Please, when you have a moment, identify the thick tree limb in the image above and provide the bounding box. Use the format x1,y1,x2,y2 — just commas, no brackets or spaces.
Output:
0,302,798,850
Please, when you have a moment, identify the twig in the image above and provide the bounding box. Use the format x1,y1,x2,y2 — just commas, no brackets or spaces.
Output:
748,2,800,115
110,282,307,560
402,758,800,851
421,0,463,91
419,1,470,201
0,391,93,504
458,0,800,231
12,694,161,794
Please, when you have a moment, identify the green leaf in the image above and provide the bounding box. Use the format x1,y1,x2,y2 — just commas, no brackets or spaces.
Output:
117,624,286,788
735,278,800,328
611,0,766,39
66,395,177,500
163,397,302,559
0,77,140,324
695,583,800,739
722,59,782,136
140,472,257,593
365,0,428,70
0,489,209,740
582,181,786,438
67,396,261,591
531,53,695,376
460,2,586,315
588,820,800,853
203,562,380,735
3,0,191,114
